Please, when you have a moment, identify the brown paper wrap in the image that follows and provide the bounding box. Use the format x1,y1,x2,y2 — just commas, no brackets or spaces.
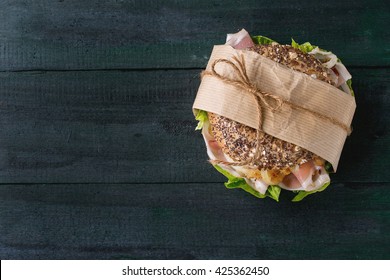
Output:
193,45,356,171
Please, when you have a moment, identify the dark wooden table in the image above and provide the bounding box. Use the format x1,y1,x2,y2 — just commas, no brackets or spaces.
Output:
0,0,389,259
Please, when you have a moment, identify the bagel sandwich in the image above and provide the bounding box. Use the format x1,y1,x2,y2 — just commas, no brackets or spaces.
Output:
195,29,354,201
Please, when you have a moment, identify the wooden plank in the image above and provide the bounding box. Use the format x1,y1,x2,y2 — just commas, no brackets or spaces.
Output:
0,68,388,183
0,182,389,259
0,0,389,71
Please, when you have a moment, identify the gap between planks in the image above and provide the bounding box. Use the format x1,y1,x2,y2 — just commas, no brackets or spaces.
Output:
0,65,389,73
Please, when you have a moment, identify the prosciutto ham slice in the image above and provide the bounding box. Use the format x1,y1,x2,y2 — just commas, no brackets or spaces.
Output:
226,29,254,50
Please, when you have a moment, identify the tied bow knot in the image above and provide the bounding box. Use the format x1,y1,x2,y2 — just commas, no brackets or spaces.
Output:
203,55,284,132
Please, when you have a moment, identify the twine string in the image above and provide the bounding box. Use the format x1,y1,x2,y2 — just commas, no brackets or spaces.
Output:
201,54,352,167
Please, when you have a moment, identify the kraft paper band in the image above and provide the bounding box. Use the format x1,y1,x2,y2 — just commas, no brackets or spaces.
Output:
193,45,356,170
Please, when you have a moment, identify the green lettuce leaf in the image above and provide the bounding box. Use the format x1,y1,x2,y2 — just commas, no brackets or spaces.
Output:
195,110,208,130
292,182,331,202
267,185,282,202
225,177,267,199
291,38,317,53
213,165,281,202
346,79,355,96
213,164,236,181
252,35,276,45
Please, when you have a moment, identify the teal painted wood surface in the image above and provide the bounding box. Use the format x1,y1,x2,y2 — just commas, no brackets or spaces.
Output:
0,0,389,259
0,0,389,70
0,183,389,259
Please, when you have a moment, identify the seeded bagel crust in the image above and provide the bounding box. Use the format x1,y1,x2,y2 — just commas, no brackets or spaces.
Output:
249,43,335,85
209,43,330,172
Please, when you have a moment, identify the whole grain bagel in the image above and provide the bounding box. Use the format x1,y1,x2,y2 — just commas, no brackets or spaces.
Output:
208,43,333,172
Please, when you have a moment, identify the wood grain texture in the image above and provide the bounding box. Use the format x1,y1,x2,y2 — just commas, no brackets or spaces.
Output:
0,0,389,261
0,183,389,260
0,0,389,71
0,68,388,184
